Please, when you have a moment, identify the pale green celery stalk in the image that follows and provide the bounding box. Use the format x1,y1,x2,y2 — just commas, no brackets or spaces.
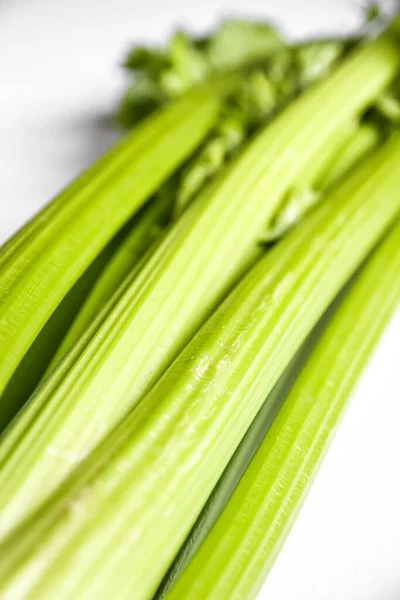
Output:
44,188,174,378
166,220,400,600
164,122,383,587
0,25,398,539
173,40,355,216
0,269,135,468
289,119,358,189
303,120,359,188
0,233,167,470
0,79,227,403
1,134,400,599
155,335,318,599
160,122,381,592
322,122,382,188
155,295,343,600
0,238,120,425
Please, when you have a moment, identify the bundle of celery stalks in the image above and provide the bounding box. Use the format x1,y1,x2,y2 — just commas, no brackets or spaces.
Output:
0,11,399,600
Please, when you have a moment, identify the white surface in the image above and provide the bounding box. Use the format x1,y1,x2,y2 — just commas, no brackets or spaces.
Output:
1,1,399,598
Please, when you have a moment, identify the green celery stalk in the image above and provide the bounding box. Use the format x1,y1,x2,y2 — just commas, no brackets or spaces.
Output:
0,25,399,538
0,79,228,403
155,290,344,598
165,219,400,600
1,133,400,598
322,122,382,188
43,187,174,378
155,338,316,599
0,238,119,424
155,120,381,595
0,269,135,467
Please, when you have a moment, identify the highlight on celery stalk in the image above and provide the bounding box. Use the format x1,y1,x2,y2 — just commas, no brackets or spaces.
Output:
165,219,400,600
0,20,399,539
0,77,234,411
0,131,400,598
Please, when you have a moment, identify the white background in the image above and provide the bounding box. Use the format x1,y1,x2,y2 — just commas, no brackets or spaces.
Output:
1,1,399,598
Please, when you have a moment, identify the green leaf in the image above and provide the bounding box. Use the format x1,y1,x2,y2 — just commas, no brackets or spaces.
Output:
296,39,347,87
207,19,285,69
160,31,211,95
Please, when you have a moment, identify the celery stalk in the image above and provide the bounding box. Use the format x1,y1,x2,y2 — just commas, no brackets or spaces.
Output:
0,271,134,467
0,26,399,538
166,219,400,600
156,119,381,595
43,188,173,378
0,80,227,400
0,240,118,425
155,293,342,599
155,339,315,599
0,133,400,599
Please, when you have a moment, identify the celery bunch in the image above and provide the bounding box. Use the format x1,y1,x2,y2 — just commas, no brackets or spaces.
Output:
1,131,400,599
0,14,399,600
1,24,399,540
